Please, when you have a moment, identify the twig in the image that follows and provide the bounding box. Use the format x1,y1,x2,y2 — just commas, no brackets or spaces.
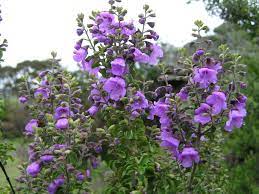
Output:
0,161,16,194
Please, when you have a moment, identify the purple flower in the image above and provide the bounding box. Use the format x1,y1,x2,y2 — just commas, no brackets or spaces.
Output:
176,87,188,101
40,80,49,86
206,92,227,115
82,59,100,76
114,21,136,36
94,145,103,153
133,48,150,64
25,119,38,135
19,96,28,104
55,118,69,130
34,87,50,99
87,105,99,116
91,157,100,169
148,101,170,120
73,47,87,62
194,103,211,125
40,155,54,163
148,44,163,65
203,57,222,71
195,49,205,56
76,172,85,181
103,77,126,101
38,71,48,78
148,101,172,129
240,82,247,89
131,91,148,111
111,58,127,76
26,162,41,177
225,110,245,132
48,176,65,194
193,68,217,88
77,28,84,36
192,53,200,63
96,12,115,30
86,169,91,178
74,40,82,50
234,94,247,116
160,130,179,158
54,106,70,120
179,147,200,168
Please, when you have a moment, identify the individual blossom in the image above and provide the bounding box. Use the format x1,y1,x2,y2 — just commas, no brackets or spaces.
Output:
95,11,115,30
147,30,159,40
176,87,188,101
76,172,85,181
86,169,91,178
94,145,103,153
48,176,65,194
193,68,217,88
240,82,247,89
26,162,41,177
87,105,99,116
19,96,28,104
76,28,84,36
91,157,100,169
89,81,108,104
34,87,50,99
148,44,163,65
111,58,127,76
192,49,204,63
178,147,200,168
225,110,245,132
195,49,205,56
130,91,148,111
103,77,126,101
40,155,54,163
148,101,171,129
132,48,150,64
206,91,227,115
82,59,100,77
234,94,247,116
194,103,211,125
114,21,136,36
25,119,38,135
54,106,70,120
38,70,48,78
160,129,179,158
148,101,170,120
73,46,87,62
55,118,69,130
91,11,115,42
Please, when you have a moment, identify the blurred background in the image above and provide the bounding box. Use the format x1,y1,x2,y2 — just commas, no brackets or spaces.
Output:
0,0,258,193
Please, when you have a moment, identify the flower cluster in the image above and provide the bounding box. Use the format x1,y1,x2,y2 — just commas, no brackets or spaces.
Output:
74,1,163,119
151,41,247,170
16,54,101,193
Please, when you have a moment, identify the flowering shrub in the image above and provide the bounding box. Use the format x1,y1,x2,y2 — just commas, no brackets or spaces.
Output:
16,1,247,193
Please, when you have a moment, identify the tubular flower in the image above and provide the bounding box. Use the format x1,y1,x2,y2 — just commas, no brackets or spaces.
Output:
206,91,227,115
179,147,200,168
193,68,217,88
103,77,126,101
194,103,211,125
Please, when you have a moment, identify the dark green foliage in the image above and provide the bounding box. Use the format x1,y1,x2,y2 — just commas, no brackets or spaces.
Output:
100,107,179,193
188,0,259,38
